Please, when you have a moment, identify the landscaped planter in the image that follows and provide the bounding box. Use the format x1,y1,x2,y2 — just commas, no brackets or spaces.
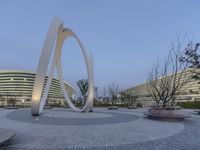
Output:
0,128,16,145
108,106,118,110
194,110,200,115
127,105,137,109
4,106,19,109
175,106,182,110
44,106,52,109
145,106,190,121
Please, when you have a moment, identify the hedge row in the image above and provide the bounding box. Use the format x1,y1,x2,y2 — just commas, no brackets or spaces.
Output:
177,101,200,109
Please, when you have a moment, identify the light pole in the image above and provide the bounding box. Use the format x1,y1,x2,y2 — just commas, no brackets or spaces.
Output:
117,94,120,104
21,99,24,108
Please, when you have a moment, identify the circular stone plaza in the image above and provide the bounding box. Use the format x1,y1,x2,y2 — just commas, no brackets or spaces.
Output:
0,107,200,150
1,2,200,150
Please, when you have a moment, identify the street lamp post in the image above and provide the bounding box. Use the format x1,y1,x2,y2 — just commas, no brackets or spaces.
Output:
21,99,24,108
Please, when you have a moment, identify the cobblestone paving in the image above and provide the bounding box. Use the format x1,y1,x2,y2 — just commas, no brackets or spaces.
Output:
85,117,200,150
6,109,139,125
0,108,200,150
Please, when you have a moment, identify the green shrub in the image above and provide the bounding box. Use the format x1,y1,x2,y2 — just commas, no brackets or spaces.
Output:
177,101,200,109
93,103,130,107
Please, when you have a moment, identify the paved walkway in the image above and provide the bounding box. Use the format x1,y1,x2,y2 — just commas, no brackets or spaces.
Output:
0,108,199,149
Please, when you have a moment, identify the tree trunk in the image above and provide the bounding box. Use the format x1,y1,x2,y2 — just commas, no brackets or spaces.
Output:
156,101,159,107
162,101,166,109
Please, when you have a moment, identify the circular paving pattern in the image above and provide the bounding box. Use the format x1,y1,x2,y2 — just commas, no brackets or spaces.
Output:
6,108,139,125
0,108,200,149
109,117,200,150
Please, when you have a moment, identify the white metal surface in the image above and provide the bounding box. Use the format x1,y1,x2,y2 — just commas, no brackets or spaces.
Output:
31,17,94,115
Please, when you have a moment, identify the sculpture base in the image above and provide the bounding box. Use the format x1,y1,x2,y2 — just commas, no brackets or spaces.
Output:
32,113,39,116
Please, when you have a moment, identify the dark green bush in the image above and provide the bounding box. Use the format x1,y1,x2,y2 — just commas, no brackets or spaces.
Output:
94,103,130,107
177,101,200,109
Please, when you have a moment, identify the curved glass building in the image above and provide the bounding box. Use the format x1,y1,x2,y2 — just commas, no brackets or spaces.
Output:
0,70,74,104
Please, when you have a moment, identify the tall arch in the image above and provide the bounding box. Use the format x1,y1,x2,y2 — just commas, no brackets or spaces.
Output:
31,17,94,116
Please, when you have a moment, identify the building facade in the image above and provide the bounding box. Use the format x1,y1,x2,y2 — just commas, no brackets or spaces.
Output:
0,70,74,105
124,69,200,106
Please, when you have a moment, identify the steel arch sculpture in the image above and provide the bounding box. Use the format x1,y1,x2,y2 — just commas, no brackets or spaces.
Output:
31,17,94,116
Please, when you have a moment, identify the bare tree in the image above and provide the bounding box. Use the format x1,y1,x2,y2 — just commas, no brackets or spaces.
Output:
128,95,138,106
120,92,137,105
108,83,119,105
76,79,88,105
120,91,126,105
7,97,17,107
0,95,5,107
147,38,193,108
102,86,106,98
94,86,98,99
101,86,107,103
180,42,200,78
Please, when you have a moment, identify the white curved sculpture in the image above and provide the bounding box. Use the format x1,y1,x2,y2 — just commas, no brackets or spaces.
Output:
31,17,94,116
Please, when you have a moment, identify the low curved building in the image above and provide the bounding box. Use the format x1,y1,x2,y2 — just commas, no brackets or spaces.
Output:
124,69,200,106
0,70,74,105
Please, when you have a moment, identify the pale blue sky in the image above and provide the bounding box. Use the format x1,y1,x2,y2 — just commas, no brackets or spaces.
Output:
0,0,200,95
